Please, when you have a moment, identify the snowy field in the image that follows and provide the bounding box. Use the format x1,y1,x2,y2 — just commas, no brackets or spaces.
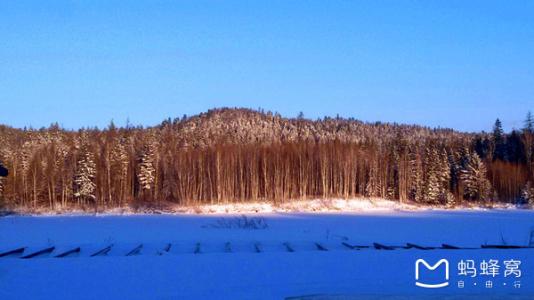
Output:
1,210,534,299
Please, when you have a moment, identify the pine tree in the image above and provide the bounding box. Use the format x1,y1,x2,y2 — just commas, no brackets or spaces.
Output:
408,147,423,203
492,118,506,161
473,135,491,159
20,141,34,206
437,148,455,206
520,181,534,206
523,112,534,171
506,130,525,163
111,138,129,204
447,149,463,205
137,140,157,192
423,146,441,204
74,146,97,204
460,150,492,201
525,111,534,134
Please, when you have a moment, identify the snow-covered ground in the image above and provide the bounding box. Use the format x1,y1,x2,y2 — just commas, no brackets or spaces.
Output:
1,210,534,299
13,198,526,216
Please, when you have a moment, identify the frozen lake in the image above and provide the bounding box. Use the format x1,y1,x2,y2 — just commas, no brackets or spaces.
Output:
1,210,534,299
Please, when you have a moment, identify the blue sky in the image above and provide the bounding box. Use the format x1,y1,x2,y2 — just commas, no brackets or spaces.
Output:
1,1,533,132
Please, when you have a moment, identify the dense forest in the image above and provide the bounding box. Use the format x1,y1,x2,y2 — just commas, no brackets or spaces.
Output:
0,108,533,211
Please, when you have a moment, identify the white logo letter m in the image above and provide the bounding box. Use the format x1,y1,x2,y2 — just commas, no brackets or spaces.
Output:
415,259,449,288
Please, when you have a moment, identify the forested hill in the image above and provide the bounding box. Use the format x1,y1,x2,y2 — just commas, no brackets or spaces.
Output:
0,108,533,211
165,108,467,147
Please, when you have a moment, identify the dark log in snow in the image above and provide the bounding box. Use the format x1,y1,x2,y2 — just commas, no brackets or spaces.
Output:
21,246,55,259
194,243,201,254
283,242,295,252
0,247,25,258
90,244,113,257
341,242,369,250
481,245,527,249
405,243,435,250
126,244,143,256
315,243,328,251
55,247,81,258
373,243,394,250
254,242,262,253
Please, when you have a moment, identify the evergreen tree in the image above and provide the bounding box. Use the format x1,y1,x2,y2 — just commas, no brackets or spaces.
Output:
111,138,130,205
138,140,157,192
74,146,97,203
460,150,492,201
423,146,441,204
506,130,525,163
473,135,491,159
523,112,534,170
492,118,506,161
408,147,423,203
520,181,534,206
436,148,455,205
525,111,534,134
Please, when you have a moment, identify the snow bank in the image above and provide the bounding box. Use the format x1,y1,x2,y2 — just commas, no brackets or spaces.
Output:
4,197,528,216
176,198,418,214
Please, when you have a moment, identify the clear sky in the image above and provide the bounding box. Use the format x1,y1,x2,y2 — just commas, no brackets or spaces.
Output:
1,1,533,132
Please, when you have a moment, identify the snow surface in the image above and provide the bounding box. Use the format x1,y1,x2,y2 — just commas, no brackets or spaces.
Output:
14,197,526,216
1,210,534,299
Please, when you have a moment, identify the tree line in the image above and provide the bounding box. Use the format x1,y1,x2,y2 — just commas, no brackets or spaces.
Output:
0,108,533,211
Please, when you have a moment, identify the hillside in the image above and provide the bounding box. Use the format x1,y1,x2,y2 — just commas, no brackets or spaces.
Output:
169,108,469,148
0,108,532,212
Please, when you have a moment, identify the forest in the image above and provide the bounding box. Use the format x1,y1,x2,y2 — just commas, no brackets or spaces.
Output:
0,108,533,211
